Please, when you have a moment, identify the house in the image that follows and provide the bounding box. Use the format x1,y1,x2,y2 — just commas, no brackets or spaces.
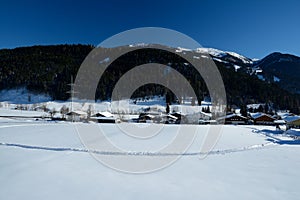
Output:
92,111,114,118
66,111,87,122
91,111,116,123
277,111,294,119
187,111,212,124
170,112,187,124
283,116,300,128
217,114,247,125
138,113,156,123
250,113,275,125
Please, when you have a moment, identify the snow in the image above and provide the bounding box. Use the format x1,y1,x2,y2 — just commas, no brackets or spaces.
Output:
283,115,300,123
252,58,260,62
175,47,193,53
67,110,87,115
234,64,241,72
250,112,265,119
1,116,300,200
257,74,265,81
286,129,300,137
129,43,149,47
226,51,253,64
0,108,48,117
212,57,229,64
274,120,286,124
247,104,263,109
277,112,292,119
99,57,110,64
0,88,51,104
201,55,210,59
273,76,280,82
95,111,114,118
196,48,227,57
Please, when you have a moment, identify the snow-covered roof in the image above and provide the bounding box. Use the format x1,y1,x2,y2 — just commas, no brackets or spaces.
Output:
199,111,212,117
67,111,87,116
144,114,156,119
274,120,286,124
247,104,264,109
90,116,115,120
218,114,247,120
166,114,178,120
277,112,292,118
94,111,114,118
283,116,300,123
250,113,274,120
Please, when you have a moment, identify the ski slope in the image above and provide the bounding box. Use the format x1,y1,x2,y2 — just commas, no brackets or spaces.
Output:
0,118,300,200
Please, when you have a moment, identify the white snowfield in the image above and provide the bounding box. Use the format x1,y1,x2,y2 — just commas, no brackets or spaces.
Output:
0,118,300,200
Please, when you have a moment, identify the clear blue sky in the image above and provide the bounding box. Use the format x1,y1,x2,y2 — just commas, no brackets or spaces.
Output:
0,0,299,58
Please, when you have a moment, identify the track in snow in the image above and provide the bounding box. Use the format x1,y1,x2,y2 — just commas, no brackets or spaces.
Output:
0,141,277,156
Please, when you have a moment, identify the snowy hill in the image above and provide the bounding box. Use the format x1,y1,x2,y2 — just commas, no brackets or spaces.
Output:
0,87,51,104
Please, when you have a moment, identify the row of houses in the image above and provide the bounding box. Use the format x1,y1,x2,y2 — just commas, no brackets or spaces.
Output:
65,111,118,123
62,109,300,128
220,112,300,128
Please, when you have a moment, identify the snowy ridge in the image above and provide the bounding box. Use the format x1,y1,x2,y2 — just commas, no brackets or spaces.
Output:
195,47,227,57
129,43,149,47
226,51,253,64
177,47,255,64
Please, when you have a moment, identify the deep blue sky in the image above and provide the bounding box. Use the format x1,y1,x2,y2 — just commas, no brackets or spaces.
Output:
0,0,299,58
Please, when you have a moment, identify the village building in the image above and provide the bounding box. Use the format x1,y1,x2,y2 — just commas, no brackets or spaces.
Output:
250,113,275,125
90,111,117,123
138,113,157,123
283,116,300,128
66,111,87,122
217,114,247,125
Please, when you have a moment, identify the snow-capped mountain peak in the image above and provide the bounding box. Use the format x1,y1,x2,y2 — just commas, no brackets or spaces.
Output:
195,48,227,57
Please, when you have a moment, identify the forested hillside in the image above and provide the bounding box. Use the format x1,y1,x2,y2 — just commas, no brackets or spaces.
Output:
0,44,299,113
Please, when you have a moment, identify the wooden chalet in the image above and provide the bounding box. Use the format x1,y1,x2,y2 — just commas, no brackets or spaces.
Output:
250,113,275,125
217,114,247,125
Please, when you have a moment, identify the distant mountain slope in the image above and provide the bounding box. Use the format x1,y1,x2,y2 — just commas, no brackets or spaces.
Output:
0,44,299,113
0,44,94,99
253,52,300,94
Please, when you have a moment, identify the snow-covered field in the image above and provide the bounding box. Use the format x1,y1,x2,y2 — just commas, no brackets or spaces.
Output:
0,117,300,200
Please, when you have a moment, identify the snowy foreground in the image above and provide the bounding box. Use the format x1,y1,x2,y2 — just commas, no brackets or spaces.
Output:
1,118,300,200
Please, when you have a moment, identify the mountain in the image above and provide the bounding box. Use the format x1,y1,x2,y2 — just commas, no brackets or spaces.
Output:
253,52,300,94
0,44,94,99
0,44,299,113
193,48,300,94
